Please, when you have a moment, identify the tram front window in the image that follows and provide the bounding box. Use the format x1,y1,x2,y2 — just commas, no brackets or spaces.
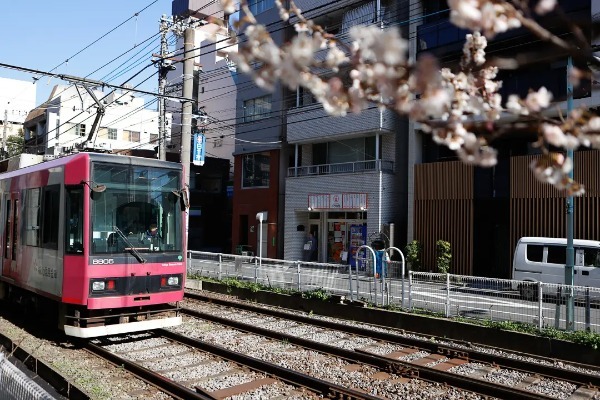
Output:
90,163,182,254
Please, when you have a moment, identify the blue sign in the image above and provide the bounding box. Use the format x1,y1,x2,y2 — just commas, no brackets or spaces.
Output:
193,133,206,166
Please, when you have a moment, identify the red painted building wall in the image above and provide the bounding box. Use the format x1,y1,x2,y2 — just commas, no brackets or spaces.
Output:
231,149,281,259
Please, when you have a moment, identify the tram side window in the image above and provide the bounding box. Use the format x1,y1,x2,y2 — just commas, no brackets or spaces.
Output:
65,187,83,254
4,199,10,259
12,200,17,261
24,188,41,246
42,185,60,249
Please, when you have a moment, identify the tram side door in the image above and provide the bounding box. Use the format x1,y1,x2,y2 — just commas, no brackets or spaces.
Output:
3,194,18,279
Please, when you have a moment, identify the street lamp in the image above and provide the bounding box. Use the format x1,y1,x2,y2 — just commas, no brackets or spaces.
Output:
256,211,267,267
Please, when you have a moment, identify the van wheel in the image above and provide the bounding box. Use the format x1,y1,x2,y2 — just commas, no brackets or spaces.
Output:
519,283,538,301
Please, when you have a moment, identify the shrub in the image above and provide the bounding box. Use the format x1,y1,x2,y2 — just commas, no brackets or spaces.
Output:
405,240,422,271
436,240,452,274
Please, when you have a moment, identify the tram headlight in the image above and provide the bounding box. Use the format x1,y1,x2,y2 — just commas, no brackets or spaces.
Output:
92,281,105,291
167,276,179,286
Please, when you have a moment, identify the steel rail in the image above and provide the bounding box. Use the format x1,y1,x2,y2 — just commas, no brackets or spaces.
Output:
185,291,600,387
179,305,555,400
158,328,383,400
84,340,212,400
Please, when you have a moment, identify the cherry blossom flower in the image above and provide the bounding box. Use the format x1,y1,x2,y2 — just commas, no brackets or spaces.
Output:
535,0,557,15
542,123,578,149
449,0,520,38
524,87,552,113
220,0,236,14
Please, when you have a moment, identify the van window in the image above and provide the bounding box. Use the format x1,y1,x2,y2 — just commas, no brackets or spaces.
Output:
581,247,600,267
547,245,566,264
526,244,543,262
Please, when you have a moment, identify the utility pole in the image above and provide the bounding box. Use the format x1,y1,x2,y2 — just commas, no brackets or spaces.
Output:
565,56,575,330
157,15,169,161
3,106,8,158
181,26,195,242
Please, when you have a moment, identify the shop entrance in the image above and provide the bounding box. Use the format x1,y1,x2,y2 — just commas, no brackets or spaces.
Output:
326,211,366,264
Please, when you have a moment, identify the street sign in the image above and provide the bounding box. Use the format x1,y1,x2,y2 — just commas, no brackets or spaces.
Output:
193,133,206,166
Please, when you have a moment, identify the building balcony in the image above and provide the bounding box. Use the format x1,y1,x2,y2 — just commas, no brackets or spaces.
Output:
287,105,397,144
172,0,224,19
287,159,394,178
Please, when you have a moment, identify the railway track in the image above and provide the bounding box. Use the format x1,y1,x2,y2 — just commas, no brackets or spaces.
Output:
86,331,384,399
180,290,600,400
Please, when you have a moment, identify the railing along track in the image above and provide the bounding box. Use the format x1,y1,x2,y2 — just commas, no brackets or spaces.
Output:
0,331,88,399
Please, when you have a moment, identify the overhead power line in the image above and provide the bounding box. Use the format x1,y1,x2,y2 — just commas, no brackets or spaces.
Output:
0,62,193,104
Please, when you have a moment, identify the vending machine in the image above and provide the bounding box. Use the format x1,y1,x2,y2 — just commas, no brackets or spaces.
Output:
349,224,367,268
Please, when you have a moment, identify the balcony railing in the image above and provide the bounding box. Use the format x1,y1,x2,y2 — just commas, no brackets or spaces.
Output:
287,159,394,177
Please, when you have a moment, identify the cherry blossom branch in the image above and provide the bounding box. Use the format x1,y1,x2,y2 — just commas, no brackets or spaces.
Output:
218,0,599,195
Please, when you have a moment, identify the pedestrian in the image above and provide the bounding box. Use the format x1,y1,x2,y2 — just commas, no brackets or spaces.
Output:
304,231,317,261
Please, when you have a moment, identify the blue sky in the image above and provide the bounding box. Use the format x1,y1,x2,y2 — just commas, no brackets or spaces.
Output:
0,0,174,106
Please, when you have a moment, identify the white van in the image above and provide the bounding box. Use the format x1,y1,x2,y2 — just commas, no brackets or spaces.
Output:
512,237,600,298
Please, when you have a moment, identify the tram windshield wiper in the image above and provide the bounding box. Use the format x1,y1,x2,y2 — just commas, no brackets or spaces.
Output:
113,226,147,263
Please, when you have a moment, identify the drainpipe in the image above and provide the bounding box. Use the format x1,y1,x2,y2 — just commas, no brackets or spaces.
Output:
294,144,298,177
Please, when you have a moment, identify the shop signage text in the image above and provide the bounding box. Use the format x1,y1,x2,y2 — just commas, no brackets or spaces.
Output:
308,193,367,210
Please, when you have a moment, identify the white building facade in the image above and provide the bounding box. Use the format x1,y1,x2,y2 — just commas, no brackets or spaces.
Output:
0,77,37,143
24,85,170,156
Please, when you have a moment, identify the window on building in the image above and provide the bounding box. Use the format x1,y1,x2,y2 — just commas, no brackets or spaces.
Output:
248,0,274,15
99,127,118,140
242,152,270,188
75,124,86,137
295,87,317,108
124,130,140,142
150,133,158,143
313,137,380,165
55,119,60,139
244,95,272,122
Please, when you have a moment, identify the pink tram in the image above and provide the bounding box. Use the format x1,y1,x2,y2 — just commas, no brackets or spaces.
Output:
0,153,186,337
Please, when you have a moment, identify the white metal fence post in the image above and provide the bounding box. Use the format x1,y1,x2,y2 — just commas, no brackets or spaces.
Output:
297,261,301,292
445,273,451,318
585,287,591,332
408,271,413,311
218,254,222,280
538,281,543,330
385,246,405,308
254,256,258,284
348,263,354,301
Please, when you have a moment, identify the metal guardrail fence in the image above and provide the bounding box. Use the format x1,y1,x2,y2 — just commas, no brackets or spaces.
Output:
187,251,600,333
0,353,55,400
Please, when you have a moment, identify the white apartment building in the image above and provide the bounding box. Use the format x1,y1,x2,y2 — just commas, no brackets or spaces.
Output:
24,85,170,156
0,77,37,141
